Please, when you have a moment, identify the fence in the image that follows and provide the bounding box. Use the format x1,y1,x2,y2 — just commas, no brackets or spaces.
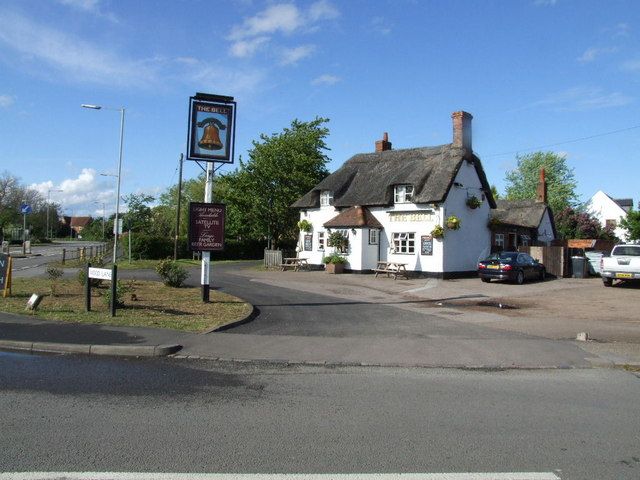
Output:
263,249,283,268
518,245,569,278
62,243,108,264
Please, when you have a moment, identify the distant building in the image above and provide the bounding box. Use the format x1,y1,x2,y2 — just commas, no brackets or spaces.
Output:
61,216,92,237
585,191,633,242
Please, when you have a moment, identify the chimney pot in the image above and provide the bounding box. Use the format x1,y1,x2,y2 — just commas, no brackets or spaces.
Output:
375,132,392,152
451,111,473,151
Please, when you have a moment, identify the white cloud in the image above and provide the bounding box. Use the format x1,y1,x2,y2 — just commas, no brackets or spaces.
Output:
311,74,341,86
577,46,617,63
227,1,339,60
0,94,15,108
611,22,630,38
280,45,315,65
308,0,340,22
534,86,633,111
29,168,114,212
229,4,304,41
0,10,156,87
230,37,270,58
534,0,557,5
179,58,265,97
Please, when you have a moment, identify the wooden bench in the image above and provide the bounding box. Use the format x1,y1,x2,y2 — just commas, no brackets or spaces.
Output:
373,261,409,280
280,257,309,272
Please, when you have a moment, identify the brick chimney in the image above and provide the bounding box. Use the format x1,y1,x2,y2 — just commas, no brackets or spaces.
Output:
536,168,547,204
451,111,473,151
375,132,392,152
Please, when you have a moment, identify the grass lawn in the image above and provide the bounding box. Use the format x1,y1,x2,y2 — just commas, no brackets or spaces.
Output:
1,277,252,333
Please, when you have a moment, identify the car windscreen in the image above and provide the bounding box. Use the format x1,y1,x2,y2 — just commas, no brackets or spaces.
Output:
486,253,516,262
612,246,640,256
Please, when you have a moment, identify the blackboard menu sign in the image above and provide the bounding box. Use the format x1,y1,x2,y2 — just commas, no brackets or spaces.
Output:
421,235,433,256
188,202,226,252
304,234,312,251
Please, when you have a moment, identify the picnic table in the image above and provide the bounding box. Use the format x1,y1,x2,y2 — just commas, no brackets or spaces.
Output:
280,257,309,272
373,261,409,280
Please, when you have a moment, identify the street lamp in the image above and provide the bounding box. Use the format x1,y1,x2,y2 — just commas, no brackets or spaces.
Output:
47,189,63,240
82,103,125,264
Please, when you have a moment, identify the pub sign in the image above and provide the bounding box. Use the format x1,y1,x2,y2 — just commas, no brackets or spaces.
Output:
187,94,236,163
188,202,226,252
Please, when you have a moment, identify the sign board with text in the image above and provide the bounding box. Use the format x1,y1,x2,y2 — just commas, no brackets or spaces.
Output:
88,267,113,281
187,94,236,163
0,253,10,294
188,202,226,252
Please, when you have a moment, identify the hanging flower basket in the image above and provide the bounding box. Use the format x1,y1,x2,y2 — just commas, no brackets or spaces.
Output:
466,195,482,209
446,215,461,230
431,225,444,239
297,219,313,232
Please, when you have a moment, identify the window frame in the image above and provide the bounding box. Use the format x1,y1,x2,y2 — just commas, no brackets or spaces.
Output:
369,229,379,245
317,231,325,251
394,185,414,204
392,232,415,254
320,190,334,207
494,233,505,247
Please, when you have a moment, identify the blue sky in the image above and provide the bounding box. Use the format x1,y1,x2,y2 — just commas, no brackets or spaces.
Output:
0,0,638,217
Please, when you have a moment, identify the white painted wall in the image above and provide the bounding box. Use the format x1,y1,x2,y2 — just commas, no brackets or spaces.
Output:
442,160,492,272
586,190,629,241
537,209,555,244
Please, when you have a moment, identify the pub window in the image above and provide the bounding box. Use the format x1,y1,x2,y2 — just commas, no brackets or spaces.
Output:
317,231,325,251
495,233,505,247
605,219,617,230
369,229,379,245
392,232,415,254
394,185,414,204
520,235,530,247
320,190,333,207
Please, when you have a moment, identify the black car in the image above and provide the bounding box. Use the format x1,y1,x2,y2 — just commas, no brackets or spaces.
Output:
478,251,545,284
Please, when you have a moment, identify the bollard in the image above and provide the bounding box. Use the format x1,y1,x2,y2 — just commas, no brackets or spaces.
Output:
62,248,66,265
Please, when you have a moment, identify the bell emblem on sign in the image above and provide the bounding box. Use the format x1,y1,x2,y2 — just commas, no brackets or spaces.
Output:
197,118,226,151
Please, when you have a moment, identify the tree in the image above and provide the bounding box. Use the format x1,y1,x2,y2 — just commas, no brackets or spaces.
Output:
123,193,155,232
490,185,500,200
620,209,640,241
216,117,331,247
504,152,578,214
554,207,617,240
0,171,48,240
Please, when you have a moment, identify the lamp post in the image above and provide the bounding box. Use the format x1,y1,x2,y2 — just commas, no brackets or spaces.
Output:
47,189,63,240
82,104,125,264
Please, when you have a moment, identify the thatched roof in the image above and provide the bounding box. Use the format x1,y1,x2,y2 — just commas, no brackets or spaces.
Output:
492,199,549,229
292,144,496,209
324,206,383,229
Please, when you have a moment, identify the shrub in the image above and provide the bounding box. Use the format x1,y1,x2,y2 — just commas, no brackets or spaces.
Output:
322,253,347,264
156,259,189,287
45,265,63,296
103,280,129,308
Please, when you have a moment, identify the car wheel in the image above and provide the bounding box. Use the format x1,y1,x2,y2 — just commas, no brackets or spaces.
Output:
516,270,525,285
603,277,613,287
481,278,491,283
539,268,546,282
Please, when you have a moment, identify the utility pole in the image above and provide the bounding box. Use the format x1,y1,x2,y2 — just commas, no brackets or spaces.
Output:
173,153,184,261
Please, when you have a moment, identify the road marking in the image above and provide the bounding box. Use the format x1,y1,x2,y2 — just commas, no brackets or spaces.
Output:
0,473,562,480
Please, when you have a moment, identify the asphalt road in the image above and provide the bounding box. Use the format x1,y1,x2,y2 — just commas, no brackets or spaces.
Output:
209,264,529,340
1,351,639,479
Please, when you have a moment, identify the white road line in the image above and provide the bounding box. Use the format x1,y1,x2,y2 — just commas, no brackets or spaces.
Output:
0,473,562,480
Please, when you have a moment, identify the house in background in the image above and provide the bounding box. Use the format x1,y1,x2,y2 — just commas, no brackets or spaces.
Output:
292,111,497,278
585,191,633,242
489,169,556,251
61,216,92,237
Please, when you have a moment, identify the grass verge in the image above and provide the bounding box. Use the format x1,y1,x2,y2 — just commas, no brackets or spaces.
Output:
0,277,252,333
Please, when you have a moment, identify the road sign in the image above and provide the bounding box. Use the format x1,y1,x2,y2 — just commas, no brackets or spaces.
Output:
88,267,113,280
20,204,32,214
113,218,123,235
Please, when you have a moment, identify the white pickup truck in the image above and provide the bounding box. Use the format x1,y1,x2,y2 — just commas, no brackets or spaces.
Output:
600,244,640,287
